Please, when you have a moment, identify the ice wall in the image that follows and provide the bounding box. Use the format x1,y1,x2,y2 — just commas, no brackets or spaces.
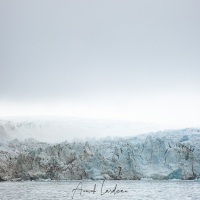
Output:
0,128,200,181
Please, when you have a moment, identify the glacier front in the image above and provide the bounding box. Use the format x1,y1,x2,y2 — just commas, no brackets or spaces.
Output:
0,127,200,181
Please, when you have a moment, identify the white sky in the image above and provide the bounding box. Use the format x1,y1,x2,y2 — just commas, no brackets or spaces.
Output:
0,0,200,129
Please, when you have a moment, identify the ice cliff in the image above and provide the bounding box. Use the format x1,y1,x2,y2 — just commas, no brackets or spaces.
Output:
0,128,200,181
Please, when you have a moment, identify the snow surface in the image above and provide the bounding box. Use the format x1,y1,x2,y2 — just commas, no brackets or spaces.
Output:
0,118,173,143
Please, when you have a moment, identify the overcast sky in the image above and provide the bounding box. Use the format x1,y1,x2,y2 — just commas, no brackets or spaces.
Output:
0,1,200,127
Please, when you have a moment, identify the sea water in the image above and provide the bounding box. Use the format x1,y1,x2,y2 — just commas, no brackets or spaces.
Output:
0,180,200,200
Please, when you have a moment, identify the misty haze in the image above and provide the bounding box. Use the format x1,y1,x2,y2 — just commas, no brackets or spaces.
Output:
1,1,200,200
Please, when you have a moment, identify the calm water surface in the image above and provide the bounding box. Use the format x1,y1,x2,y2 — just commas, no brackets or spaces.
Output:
0,180,200,200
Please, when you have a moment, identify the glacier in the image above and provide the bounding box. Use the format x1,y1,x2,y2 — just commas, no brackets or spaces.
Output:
0,120,200,181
